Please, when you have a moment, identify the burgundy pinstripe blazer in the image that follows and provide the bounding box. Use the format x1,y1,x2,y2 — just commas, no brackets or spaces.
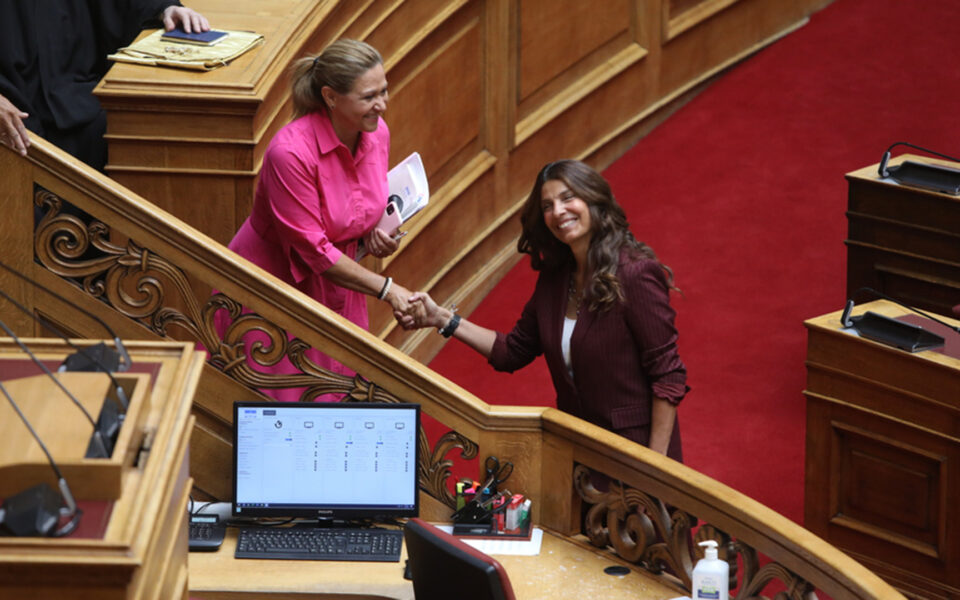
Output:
488,253,688,461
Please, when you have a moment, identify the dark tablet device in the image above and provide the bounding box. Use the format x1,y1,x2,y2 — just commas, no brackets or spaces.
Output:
161,28,228,46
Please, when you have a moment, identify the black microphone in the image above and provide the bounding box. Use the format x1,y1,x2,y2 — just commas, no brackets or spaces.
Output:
841,287,958,353
0,258,131,373
877,142,960,195
0,316,113,458
0,380,82,537
0,284,129,411
878,141,960,176
877,150,892,178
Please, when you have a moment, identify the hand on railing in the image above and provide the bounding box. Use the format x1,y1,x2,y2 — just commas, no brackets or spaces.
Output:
0,93,30,157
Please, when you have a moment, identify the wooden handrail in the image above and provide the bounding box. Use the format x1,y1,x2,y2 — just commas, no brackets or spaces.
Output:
0,132,903,600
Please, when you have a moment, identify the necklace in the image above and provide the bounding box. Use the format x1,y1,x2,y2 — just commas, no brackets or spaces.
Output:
568,277,583,315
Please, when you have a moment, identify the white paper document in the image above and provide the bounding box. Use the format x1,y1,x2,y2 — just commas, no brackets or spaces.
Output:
387,152,429,224
437,525,543,556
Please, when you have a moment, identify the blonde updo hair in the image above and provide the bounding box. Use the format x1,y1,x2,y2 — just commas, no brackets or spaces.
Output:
290,39,383,119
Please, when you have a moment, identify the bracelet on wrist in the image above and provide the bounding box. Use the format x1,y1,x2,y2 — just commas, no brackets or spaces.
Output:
439,313,461,338
377,276,392,300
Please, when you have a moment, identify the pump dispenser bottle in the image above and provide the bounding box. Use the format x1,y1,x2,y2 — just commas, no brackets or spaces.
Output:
692,540,728,600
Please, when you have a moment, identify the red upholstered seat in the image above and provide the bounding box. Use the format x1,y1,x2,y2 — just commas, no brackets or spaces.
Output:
403,518,516,600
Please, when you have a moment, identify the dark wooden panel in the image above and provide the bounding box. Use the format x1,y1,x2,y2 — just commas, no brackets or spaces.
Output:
835,424,943,547
846,161,960,318
848,177,960,233
807,396,956,584
805,365,960,438
805,301,960,598
848,213,960,263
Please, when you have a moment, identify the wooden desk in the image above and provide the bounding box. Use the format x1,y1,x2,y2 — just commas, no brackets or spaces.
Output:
845,155,960,317
804,300,960,598
95,1,350,246
189,526,680,599
0,339,203,600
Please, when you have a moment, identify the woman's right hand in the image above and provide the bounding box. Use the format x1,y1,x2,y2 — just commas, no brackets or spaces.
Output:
386,283,436,331
384,280,414,316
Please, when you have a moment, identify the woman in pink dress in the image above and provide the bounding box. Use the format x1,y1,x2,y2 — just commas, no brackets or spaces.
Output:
226,39,412,401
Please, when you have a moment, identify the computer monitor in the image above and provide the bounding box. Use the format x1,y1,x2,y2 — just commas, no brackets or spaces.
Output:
232,401,420,523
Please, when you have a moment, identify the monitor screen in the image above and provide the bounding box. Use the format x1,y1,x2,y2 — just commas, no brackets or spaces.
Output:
232,401,420,522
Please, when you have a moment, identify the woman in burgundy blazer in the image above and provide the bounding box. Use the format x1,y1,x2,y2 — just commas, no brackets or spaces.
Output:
407,160,688,461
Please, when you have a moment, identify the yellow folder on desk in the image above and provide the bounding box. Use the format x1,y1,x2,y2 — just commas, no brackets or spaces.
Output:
108,29,264,71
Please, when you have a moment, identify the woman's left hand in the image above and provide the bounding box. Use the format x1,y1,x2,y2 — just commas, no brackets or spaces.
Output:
364,227,400,259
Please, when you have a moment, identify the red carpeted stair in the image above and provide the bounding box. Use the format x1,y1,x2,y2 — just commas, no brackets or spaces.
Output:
427,0,960,524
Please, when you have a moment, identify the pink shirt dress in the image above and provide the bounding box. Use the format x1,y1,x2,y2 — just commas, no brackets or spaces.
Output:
226,110,390,401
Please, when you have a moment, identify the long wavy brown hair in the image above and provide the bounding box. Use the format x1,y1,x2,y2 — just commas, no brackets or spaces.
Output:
518,159,675,311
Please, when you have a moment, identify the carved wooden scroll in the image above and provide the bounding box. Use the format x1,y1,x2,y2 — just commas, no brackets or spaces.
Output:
574,465,817,599
32,184,474,507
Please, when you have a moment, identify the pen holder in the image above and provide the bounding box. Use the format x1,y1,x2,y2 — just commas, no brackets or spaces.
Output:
451,498,490,525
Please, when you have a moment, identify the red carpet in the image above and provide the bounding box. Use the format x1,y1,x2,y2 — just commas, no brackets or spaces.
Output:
427,0,960,524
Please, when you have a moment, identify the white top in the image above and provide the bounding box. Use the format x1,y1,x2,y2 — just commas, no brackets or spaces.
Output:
561,316,576,378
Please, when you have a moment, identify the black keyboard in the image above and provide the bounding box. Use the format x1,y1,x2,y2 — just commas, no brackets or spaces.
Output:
235,526,403,562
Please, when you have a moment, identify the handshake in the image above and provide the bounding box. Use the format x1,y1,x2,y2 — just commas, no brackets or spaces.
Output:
376,277,467,341
390,291,453,333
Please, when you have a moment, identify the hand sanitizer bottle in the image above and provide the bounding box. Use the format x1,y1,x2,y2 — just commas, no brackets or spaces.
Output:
693,540,728,600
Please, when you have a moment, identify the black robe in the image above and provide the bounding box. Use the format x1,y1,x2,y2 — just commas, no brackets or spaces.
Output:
0,0,178,170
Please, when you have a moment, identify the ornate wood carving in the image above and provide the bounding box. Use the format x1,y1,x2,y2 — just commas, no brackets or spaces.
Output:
574,465,816,599
423,431,479,509
31,184,476,507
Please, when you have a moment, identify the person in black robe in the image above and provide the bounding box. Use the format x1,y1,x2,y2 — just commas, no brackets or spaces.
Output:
0,1,209,171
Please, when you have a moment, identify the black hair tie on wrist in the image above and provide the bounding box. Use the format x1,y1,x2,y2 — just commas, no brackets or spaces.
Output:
377,276,392,301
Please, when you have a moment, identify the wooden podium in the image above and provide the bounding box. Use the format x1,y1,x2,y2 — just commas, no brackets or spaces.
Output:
0,372,151,501
0,338,204,600
845,154,960,318
804,300,960,598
